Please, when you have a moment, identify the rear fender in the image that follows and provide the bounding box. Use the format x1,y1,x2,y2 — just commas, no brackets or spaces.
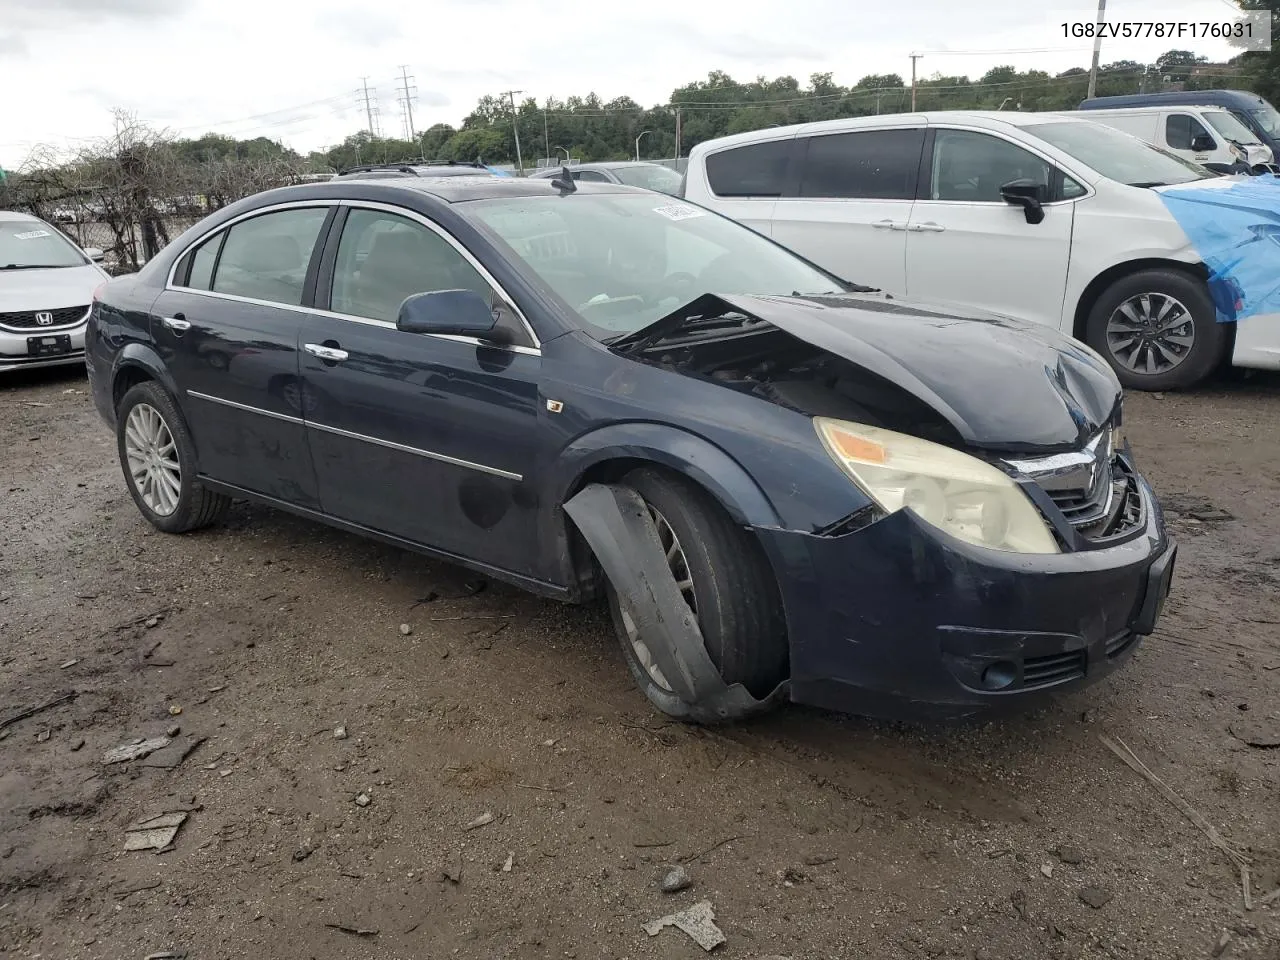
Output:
112,343,180,410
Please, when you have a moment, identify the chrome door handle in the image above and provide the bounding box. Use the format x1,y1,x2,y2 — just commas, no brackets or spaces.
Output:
304,343,349,362
162,316,191,332
909,221,946,232
873,219,908,231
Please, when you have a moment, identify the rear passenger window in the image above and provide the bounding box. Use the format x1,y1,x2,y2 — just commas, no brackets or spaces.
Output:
1166,114,1210,150
185,235,220,290
211,207,329,306
705,140,792,197
930,130,1053,202
797,129,924,200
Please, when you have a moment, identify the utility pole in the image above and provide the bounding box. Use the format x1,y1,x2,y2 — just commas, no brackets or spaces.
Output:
1086,0,1107,100
358,77,378,138
544,107,550,165
397,66,417,143
910,54,922,111
675,107,682,159
501,89,525,174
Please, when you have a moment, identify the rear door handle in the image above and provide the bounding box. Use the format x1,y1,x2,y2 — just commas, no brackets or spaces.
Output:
872,219,908,231
304,343,349,362
909,221,946,233
162,315,191,332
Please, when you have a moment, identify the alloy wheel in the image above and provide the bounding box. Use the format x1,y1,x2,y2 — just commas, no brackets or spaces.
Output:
123,403,182,516
620,504,698,692
1105,292,1196,375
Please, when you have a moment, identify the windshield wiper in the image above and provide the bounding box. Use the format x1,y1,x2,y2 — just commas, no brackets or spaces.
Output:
1128,181,1168,188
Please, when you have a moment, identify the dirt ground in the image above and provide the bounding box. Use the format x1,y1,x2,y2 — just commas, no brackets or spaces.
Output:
1,365,1278,960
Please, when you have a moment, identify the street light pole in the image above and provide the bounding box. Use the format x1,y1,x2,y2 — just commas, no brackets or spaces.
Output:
635,130,651,161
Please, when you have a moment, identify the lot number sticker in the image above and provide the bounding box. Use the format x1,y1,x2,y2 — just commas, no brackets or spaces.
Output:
652,203,705,221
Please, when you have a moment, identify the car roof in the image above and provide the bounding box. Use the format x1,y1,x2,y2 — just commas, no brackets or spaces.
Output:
1080,89,1265,108
0,210,39,223
251,175,648,205
687,110,1106,155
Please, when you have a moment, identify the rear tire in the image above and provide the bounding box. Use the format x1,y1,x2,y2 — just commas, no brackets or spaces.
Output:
608,468,788,721
116,381,230,534
1085,268,1226,391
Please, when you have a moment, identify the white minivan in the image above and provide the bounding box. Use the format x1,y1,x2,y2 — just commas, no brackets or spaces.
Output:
682,111,1280,390
1066,105,1275,173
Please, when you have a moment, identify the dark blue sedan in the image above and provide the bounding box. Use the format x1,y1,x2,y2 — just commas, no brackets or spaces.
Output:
86,174,1175,722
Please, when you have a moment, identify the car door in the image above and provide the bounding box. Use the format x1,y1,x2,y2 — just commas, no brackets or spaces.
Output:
904,128,1075,328
768,127,925,294
300,203,542,575
1164,112,1217,164
153,203,333,508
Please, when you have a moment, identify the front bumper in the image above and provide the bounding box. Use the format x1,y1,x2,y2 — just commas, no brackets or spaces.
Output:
759,470,1173,721
0,320,87,372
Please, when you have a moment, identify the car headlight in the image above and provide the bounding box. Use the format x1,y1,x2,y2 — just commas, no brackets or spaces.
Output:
1230,142,1247,162
814,418,1060,554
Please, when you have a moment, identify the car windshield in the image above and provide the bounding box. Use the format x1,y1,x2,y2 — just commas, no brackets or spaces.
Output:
1032,120,1212,186
0,221,87,269
464,194,845,339
1247,103,1280,137
1204,110,1260,144
608,164,684,194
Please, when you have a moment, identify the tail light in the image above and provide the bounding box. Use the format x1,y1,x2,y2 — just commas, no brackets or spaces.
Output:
92,281,107,302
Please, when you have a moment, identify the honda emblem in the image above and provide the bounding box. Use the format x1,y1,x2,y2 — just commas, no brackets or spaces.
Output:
35,311,54,326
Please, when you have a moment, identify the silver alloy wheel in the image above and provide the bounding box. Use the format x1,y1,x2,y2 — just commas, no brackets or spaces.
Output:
123,403,181,517
1105,292,1196,375
620,504,698,692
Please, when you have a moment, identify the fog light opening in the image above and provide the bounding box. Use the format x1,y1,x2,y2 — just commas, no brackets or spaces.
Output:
981,661,1018,691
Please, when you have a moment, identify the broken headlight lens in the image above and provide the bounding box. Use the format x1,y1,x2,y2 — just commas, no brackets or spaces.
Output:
814,418,1060,554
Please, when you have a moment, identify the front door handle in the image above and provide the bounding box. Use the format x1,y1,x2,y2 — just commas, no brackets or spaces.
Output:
872,219,908,231
909,221,946,233
162,314,191,332
304,343,349,362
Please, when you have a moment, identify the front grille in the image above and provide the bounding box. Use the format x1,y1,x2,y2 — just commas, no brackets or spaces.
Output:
1023,650,1086,687
0,305,90,330
1008,427,1144,543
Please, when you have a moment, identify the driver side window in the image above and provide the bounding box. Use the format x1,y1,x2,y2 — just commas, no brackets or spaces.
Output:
1166,113,1211,150
930,130,1054,203
329,208,531,347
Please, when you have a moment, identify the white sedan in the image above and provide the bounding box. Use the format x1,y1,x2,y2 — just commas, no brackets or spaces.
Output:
1,211,108,373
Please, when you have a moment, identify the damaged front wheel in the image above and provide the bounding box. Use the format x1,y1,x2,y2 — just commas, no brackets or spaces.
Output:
604,468,789,721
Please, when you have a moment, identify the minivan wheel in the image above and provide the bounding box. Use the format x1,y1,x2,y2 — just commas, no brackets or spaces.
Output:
606,468,788,721
116,381,230,534
1085,268,1226,390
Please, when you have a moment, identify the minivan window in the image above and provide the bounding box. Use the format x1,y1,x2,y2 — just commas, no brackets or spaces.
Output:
1203,110,1262,144
1031,121,1212,186
705,140,792,197
798,129,924,200
211,208,329,305
1165,113,1212,150
929,130,1053,202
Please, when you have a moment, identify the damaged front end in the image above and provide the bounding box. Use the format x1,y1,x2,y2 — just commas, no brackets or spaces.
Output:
571,292,1172,721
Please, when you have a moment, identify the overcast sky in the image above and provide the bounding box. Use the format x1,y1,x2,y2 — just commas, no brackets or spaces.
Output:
0,0,1258,168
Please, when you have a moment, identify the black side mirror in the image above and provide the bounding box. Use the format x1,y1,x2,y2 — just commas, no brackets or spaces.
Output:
1190,133,1216,152
396,289,514,346
1000,178,1048,225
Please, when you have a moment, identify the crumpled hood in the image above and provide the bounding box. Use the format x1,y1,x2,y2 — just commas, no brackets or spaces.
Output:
623,292,1122,452
0,264,105,311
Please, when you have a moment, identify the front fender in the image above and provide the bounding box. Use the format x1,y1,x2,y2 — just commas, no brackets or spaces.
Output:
541,421,784,599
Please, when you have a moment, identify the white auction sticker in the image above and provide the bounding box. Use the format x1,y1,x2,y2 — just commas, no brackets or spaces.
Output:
13,229,52,240
652,203,705,221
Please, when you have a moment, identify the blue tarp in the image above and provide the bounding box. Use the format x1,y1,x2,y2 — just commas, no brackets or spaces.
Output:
1157,175,1280,323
